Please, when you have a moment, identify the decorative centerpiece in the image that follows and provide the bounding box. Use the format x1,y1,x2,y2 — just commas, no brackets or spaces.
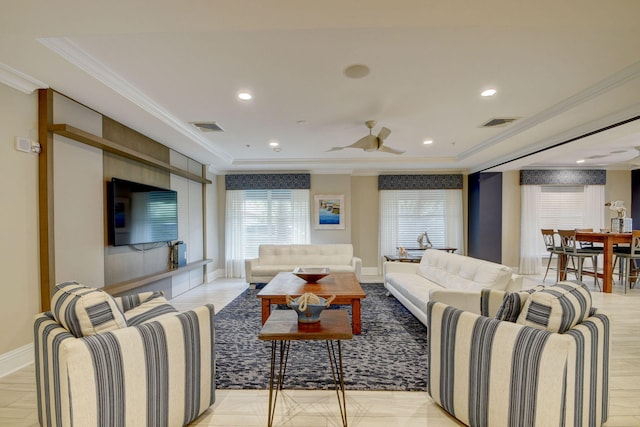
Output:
292,267,330,283
417,231,433,249
286,292,336,323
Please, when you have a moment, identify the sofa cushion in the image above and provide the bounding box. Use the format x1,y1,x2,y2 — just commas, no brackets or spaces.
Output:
124,292,178,326
516,280,592,333
51,281,127,338
258,244,353,266
417,249,513,291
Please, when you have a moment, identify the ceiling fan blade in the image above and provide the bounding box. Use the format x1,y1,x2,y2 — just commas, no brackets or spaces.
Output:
349,134,378,150
378,145,405,155
377,126,391,141
326,146,345,152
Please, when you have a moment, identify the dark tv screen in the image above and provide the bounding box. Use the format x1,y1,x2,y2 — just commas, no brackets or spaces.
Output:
107,178,178,246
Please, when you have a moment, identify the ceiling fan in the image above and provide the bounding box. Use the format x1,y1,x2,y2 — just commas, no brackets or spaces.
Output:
327,120,405,155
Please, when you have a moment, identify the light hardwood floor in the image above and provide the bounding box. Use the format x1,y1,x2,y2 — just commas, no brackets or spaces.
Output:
1,275,639,427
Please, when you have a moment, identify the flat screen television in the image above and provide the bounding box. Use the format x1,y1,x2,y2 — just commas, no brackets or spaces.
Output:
107,178,178,246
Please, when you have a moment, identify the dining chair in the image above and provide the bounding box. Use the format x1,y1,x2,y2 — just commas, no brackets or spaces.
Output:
612,229,640,293
541,229,563,283
558,229,601,290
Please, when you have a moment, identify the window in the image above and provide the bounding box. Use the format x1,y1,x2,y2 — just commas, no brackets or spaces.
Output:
538,186,585,232
519,184,604,274
225,189,310,277
379,189,463,262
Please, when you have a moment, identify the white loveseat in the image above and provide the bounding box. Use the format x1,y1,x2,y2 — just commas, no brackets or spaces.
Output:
383,249,522,326
245,244,362,287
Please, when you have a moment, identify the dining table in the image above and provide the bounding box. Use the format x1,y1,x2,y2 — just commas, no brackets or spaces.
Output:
559,231,631,293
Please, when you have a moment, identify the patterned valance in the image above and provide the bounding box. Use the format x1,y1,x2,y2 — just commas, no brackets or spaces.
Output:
520,170,606,185
378,174,463,190
225,173,310,190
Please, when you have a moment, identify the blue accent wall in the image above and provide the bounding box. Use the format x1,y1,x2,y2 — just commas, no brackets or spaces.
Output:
468,172,503,263
632,169,640,229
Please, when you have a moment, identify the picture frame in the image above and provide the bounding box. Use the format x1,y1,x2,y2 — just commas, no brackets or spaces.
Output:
314,194,345,230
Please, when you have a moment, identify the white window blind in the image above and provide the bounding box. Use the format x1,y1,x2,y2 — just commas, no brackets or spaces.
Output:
225,189,310,278
379,189,463,264
538,186,585,232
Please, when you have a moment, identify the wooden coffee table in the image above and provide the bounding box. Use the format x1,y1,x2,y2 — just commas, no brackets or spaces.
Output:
257,272,366,334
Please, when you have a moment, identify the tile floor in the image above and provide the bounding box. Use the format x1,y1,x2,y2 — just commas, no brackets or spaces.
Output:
1,274,639,426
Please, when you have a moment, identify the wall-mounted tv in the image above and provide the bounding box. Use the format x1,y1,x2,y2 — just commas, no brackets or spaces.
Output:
107,178,178,246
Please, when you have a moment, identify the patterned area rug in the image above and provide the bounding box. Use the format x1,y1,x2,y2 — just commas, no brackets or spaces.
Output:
215,283,428,391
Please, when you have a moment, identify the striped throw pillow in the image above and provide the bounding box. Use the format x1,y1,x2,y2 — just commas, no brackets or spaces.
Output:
494,286,543,322
516,280,592,333
124,293,178,326
50,281,127,338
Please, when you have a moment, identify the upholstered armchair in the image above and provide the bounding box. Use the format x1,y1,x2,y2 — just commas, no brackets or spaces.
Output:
427,281,610,427
34,282,215,427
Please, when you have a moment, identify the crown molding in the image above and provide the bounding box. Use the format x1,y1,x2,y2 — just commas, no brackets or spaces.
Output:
0,63,48,94
37,37,232,164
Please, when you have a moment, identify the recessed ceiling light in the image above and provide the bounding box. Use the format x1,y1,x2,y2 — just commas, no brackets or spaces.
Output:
481,88,497,97
237,91,252,101
269,141,279,147
576,159,585,164
423,139,433,145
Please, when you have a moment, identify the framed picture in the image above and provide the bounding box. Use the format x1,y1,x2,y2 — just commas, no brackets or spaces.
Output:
314,194,345,230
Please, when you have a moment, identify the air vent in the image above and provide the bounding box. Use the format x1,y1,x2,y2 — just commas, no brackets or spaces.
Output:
191,122,224,132
481,117,518,128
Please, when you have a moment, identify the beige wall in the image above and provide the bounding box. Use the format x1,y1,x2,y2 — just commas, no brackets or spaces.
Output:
605,170,631,225
0,85,41,355
351,176,379,268
502,171,521,270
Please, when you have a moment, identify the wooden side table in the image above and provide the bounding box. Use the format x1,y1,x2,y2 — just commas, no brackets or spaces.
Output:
258,310,352,427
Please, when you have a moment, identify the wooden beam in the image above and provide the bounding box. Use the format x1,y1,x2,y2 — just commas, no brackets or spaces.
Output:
38,89,55,311
49,124,212,184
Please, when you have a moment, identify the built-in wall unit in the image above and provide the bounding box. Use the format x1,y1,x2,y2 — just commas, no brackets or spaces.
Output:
37,89,217,311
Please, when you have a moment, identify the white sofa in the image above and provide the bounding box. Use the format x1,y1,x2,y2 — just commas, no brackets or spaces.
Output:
383,249,522,326
245,244,362,286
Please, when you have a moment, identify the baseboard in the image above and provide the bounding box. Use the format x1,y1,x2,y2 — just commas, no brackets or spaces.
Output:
361,266,380,277
207,268,225,283
0,343,33,378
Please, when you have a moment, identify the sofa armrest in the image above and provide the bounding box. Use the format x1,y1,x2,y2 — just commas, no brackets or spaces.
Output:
506,273,524,292
35,305,216,427
428,289,484,314
351,257,362,281
245,257,259,282
383,260,421,276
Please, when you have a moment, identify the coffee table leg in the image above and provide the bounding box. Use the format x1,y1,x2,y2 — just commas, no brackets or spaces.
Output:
326,340,348,427
267,340,290,427
261,298,271,325
351,299,361,335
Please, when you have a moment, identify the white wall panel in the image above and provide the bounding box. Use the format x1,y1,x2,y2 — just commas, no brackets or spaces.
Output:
53,136,105,286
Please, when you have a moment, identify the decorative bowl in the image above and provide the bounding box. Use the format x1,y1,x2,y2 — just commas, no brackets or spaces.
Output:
292,267,330,283
286,293,335,323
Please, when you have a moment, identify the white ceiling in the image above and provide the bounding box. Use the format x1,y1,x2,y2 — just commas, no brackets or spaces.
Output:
2,1,640,174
